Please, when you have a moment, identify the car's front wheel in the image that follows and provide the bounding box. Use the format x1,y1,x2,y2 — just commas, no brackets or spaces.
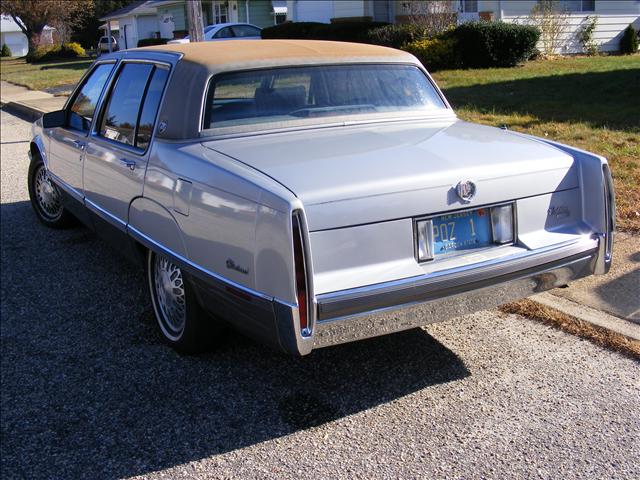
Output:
147,250,220,353
28,157,76,228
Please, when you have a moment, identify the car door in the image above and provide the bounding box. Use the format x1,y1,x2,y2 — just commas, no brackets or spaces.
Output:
47,62,115,199
83,61,170,228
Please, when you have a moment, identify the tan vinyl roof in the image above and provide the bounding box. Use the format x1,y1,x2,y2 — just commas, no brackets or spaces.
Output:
137,39,413,66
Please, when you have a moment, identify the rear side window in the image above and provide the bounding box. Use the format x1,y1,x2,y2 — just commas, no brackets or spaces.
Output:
100,63,153,146
98,62,169,150
136,66,170,150
68,63,114,132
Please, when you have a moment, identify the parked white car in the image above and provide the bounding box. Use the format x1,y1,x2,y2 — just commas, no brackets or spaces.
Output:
97,36,119,53
28,41,615,356
166,22,261,44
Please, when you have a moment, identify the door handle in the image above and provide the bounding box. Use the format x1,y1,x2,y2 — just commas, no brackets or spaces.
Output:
73,140,85,150
119,158,136,171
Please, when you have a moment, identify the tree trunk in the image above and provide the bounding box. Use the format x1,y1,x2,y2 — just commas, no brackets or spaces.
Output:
28,33,41,53
186,0,205,42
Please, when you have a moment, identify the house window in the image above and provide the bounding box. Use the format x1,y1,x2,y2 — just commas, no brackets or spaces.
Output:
213,1,228,24
581,0,595,11
546,1,596,12
460,0,478,13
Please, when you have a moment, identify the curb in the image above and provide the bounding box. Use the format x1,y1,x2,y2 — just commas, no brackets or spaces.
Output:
0,101,45,122
532,292,640,341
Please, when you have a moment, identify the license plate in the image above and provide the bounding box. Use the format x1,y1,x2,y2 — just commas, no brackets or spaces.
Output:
432,208,492,256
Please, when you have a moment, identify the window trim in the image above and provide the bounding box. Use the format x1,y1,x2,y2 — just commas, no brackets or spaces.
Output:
92,59,172,156
63,60,117,136
199,62,452,136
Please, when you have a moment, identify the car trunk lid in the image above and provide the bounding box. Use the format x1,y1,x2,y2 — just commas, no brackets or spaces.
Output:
203,120,577,231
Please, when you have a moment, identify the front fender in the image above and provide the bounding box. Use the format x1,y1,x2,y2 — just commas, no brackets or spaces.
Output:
30,134,49,168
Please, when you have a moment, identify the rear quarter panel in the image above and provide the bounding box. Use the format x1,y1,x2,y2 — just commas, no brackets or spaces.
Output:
141,141,299,304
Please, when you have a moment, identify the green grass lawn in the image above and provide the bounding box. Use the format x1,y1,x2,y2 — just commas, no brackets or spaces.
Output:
433,55,640,233
0,57,92,91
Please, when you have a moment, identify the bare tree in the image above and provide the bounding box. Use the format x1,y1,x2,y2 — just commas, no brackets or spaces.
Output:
403,1,458,36
529,0,571,55
3,0,93,53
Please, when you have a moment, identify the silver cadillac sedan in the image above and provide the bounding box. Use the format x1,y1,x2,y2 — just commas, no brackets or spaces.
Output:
28,40,615,355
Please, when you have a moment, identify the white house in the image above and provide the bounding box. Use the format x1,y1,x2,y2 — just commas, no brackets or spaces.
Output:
0,15,28,56
99,0,288,47
287,0,640,53
99,1,160,49
0,15,54,57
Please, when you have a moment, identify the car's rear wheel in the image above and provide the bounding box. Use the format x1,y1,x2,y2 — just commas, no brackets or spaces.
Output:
147,250,220,353
28,158,76,229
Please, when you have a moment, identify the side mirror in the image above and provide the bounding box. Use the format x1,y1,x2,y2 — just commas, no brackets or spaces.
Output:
42,110,66,129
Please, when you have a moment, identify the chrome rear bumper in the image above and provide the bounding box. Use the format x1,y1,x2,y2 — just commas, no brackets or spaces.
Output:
310,237,599,351
187,235,600,356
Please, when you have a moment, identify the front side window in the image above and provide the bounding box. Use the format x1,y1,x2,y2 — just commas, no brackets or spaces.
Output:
68,63,114,132
213,26,234,39
204,64,447,132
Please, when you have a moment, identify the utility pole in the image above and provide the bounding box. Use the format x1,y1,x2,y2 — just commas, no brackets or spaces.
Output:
107,21,113,53
186,0,205,42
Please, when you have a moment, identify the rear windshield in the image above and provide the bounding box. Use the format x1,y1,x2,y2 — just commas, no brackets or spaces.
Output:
203,64,447,132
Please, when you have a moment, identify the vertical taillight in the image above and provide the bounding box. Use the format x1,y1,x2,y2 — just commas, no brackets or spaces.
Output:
292,214,308,334
603,164,616,261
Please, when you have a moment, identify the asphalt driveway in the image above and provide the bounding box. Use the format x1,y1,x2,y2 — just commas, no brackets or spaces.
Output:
1,109,639,479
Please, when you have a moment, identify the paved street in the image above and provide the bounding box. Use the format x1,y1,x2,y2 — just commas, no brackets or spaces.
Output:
1,109,639,479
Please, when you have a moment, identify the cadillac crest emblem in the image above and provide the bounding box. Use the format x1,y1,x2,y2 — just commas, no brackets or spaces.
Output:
455,180,476,203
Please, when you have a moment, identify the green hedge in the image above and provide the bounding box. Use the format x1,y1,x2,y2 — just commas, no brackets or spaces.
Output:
620,24,638,54
366,24,429,49
261,22,325,39
26,42,86,63
137,38,169,48
261,21,389,43
450,22,540,68
404,38,460,71
263,20,540,70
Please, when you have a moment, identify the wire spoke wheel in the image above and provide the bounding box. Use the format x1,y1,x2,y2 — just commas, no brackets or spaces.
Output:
152,254,187,340
34,166,63,220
